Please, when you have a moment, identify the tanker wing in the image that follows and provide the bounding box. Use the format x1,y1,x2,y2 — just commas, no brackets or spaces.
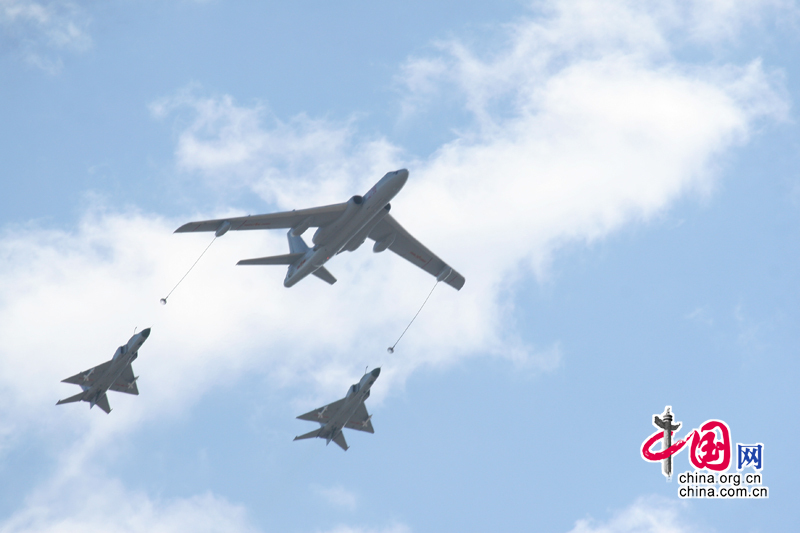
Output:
368,214,465,290
174,202,349,234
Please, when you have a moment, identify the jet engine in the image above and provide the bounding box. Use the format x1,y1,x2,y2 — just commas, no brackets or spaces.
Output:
290,216,313,237
373,232,395,253
215,220,231,237
312,195,363,245
341,203,391,253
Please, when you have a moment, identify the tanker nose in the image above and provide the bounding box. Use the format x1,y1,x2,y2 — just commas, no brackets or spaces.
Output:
394,169,409,184
141,328,151,339
371,367,381,378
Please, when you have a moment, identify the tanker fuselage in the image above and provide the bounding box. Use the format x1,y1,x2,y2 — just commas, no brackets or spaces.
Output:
283,170,408,287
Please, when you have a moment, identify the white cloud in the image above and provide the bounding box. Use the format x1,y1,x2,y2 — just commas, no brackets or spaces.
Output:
151,87,404,209
733,303,772,365
0,1,792,529
0,0,91,72
0,0,786,449
674,0,797,44
146,5,786,394
0,475,258,533
398,0,790,125
312,484,358,511
319,525,412,533
0,202,500,457
685,306,714,326
568,497,700,533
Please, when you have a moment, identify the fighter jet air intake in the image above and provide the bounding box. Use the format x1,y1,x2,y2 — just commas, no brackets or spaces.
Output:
293,368,381,451
56,328,150,414
174,169,465,290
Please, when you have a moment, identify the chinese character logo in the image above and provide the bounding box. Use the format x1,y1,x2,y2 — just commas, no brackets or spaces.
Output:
737,444,764,470
688,420,731,471
641,406,685,480
641,406,732,480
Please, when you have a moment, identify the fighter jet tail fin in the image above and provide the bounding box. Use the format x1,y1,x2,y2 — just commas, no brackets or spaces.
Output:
294,428,323,441
56,392,85,405
312,266,337,285
331,432,349,451
94,393,112,414
237,253,304,266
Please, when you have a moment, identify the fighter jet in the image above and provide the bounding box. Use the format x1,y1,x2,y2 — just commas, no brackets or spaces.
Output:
56,328,150,414
174,169,465,290
294,368,381,451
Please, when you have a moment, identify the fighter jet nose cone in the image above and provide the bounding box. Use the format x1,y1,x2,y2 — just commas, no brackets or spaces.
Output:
141,328,151,338
371,367,381,378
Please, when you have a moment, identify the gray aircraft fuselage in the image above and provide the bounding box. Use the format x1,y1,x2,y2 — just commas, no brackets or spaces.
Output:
317,368,380,446
61,328,150,410
283,170,408,287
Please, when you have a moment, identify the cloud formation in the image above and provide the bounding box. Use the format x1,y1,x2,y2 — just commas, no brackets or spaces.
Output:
145,0,788,388
313,484,359,511
0,0,791,530
568,497,698,533
1,0,787,448
0,0,90,72
1,475,258,533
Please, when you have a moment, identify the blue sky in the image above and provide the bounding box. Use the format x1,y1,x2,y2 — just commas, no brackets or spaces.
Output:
1,1,798,532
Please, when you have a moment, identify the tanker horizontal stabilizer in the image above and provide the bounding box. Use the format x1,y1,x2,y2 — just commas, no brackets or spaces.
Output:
237,253,304,266
312,266,337,285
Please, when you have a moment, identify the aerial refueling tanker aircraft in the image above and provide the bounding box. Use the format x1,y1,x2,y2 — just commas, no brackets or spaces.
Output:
174,169,465,290
56,328,150,414
294,368,381,451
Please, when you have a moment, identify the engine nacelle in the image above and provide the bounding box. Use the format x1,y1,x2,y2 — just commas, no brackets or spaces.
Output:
341,203,391,253
215,220,231,237
373,232,395,253
290,216,313,237
312,195,363,245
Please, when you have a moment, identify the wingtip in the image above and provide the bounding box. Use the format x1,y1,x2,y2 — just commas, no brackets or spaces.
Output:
173,223,198,234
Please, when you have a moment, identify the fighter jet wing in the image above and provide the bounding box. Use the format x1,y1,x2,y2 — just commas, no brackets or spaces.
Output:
174,203,349,233
344,403,374,433
297,398,346,424
109,364,139,395
62,361,113,386
368,214,465,290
